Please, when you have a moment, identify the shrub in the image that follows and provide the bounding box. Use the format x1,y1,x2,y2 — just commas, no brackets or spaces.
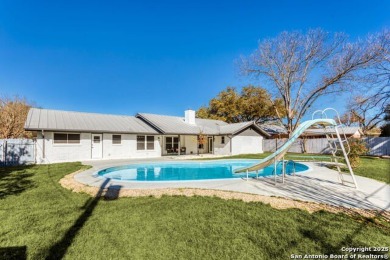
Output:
339,139,368,168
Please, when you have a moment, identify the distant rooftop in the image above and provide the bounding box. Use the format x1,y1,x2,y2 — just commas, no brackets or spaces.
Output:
260,124,287,135
303,126,363,136
259,123,363,137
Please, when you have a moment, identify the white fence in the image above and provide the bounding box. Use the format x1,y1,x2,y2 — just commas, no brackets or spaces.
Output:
0,139,36,166
263,137,390,156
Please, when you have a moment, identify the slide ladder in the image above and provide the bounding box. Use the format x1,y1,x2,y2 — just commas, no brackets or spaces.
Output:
313,108,358,188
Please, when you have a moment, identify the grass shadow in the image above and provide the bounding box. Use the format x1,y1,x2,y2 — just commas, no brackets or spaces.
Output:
0,246,27,260
299,203,390,256
45,179,121,259
0,165,36,199
104,184,122,200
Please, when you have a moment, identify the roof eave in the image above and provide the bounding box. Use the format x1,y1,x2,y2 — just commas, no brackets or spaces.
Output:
24,127,158,135
135,113,165,134
228,122,270,137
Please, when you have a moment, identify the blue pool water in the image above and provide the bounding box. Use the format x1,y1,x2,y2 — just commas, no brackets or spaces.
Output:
96,160,309,182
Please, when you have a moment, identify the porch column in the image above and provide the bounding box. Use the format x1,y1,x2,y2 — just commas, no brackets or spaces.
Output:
197,135,199,155
178,135,181,156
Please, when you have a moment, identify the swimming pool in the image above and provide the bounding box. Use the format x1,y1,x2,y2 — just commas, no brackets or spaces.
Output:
95,160,309,182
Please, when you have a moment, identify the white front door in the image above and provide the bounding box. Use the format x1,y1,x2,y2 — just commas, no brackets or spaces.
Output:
91,134,103,159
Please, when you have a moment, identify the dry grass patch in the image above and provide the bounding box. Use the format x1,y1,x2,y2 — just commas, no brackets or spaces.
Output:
60,170,390,221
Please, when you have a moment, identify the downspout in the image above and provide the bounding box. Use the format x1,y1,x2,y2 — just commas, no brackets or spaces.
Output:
229,135,233,155
34,137,37,164
42,130,45,160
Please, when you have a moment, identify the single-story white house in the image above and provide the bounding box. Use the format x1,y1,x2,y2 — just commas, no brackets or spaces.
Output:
24,108,269,164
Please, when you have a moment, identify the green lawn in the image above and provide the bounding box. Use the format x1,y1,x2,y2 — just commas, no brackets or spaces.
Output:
0,163,389,259
199,152,390,183
353,156,390,184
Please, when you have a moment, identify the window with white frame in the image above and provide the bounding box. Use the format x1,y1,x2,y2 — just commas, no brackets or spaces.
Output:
54,133,80,144
137,136,145,150
221,136,225,144
112,135,121,144
147,136,154,150
137,135,154,150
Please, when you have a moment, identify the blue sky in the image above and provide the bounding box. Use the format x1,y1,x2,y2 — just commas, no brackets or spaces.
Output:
0,0,389,117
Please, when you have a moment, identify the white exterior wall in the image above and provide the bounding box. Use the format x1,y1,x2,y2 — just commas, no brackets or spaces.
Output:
182,135,198,155
35,132,92,164
213,136,231,155
35,132,162,164
231,129,263,155
34,129,264,163
102,133,161,159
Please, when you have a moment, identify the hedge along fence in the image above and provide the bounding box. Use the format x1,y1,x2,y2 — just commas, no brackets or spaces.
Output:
263,137,390,156
0,139,36,166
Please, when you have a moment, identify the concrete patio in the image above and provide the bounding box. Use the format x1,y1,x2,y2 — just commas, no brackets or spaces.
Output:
75,158,390,211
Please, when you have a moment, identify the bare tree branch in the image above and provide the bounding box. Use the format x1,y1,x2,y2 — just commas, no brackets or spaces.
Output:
240,28,389,136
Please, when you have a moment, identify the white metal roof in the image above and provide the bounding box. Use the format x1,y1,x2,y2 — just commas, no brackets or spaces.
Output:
136,113,202,134
219,122,253,134
136,113,229,135
24,108,158,134
25,108,270,136
137,113,269,136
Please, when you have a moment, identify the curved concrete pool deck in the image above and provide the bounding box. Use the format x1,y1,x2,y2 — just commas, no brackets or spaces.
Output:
76,158,390,211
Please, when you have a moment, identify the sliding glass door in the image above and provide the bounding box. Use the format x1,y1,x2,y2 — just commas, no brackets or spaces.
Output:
165,136,179,153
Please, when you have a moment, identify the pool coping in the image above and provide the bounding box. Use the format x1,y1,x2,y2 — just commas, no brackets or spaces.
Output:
73,158,390,211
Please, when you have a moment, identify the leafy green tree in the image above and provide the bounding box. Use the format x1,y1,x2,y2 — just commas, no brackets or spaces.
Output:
239,86,285,123
196,85,284,123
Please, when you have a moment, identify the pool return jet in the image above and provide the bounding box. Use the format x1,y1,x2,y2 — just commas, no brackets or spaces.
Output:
234,108,358,189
